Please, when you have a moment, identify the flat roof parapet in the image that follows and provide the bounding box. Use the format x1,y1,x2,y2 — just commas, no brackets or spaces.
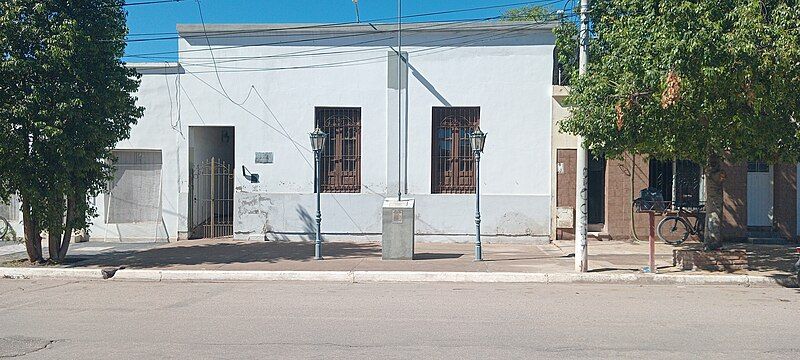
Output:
176,21,558,36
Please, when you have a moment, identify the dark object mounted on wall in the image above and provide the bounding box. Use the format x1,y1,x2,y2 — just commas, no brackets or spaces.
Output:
242,166,259,183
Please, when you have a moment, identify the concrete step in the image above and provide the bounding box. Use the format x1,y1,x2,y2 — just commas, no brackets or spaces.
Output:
747,231,781,239
747,237,789,245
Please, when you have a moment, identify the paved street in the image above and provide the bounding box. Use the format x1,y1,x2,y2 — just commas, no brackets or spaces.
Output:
0,279,797,359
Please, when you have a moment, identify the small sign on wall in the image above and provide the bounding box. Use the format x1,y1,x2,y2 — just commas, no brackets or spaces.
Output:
255,152,274,164
556,206,574,228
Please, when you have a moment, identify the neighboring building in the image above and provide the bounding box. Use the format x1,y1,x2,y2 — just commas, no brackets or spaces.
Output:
551,88,799,242
85,21,558,243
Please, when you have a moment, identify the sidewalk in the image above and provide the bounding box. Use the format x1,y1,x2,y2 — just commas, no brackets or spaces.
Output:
1,238,797,286
3,239,672,273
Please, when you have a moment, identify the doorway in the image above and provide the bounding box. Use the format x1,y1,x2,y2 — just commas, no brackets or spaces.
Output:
747,161,773,227
188,126,235,239
587,152,606,226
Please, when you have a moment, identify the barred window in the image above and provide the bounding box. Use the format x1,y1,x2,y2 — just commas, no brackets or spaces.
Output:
649,159,701,206
747,161,769,173
315,107,361,193
431,107,480,194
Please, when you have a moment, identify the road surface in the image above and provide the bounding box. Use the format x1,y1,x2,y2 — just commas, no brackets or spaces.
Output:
0,279,797,359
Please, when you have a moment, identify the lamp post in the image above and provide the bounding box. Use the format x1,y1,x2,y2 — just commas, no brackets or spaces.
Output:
469,127,487,261
309,128,327,260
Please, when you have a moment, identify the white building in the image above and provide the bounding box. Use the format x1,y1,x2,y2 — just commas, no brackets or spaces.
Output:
8,21,560,243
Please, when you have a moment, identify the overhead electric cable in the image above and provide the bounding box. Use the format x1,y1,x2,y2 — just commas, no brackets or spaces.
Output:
120,0,568,43
119,0,186,7
127,16,507,62
174,19,566,74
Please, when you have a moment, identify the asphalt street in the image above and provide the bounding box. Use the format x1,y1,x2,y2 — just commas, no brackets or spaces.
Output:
0,279,797,359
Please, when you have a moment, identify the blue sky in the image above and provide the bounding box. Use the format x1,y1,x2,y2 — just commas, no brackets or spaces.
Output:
124,0,568,61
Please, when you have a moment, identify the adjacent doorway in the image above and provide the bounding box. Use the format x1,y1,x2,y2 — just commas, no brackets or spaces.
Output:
746,161,773,228
587,152,606,227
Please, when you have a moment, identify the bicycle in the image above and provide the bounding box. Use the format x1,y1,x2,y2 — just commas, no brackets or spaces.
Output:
657,196,705,245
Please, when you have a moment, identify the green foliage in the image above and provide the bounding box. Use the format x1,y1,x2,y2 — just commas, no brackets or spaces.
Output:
0,0,143,261
558,0,800,165
502,5,555,21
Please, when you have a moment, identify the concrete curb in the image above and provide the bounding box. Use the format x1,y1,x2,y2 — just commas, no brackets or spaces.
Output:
1,267,796,287
113,269,354,282
0,267,105,280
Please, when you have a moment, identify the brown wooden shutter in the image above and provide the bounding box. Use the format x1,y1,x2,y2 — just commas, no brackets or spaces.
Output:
315,107,361,193
431,107,479,194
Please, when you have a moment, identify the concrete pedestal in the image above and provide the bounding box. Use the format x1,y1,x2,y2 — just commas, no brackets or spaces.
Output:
382,198,415,260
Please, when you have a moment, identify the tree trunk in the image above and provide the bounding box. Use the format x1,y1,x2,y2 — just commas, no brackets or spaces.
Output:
47,209,62,262
56,195,76,261
704,153,725,251
20,198,43,263
46,195,76,263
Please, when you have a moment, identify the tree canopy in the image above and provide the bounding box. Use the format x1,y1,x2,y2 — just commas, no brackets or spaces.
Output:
560,0,800,163
0,0,143,262
557,0,800,246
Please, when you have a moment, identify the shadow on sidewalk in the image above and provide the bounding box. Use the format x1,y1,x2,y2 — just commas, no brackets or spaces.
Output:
413,253,462,260
66,241,381,269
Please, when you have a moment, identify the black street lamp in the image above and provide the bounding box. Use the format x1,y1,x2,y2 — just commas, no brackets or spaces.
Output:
309,128,327,260
470,127,487,261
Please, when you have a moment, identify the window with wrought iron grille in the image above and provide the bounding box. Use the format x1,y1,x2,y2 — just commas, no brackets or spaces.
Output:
315,107,361,193
431,107,480,194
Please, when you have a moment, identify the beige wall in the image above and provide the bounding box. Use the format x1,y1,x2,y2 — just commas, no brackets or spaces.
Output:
551,85,578,240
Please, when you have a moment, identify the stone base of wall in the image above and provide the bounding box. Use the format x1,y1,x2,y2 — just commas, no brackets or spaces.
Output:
673,248,748,272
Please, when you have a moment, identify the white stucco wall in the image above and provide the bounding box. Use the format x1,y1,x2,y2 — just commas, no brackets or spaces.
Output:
89,64,184,242
101,22,557,243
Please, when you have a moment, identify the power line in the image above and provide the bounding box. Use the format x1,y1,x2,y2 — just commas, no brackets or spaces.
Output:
178,20,561,74
161,14,570,74
120,0,186,7
120,0,568,43
129,11,576,64
193,0,238,103
126,17,566,59
130,16,509,64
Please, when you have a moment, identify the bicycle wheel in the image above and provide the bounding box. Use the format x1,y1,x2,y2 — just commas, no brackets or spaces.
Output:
657,216,690,245
0,217,9,241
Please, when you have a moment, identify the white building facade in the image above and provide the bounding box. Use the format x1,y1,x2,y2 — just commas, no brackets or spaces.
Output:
9,22,560,243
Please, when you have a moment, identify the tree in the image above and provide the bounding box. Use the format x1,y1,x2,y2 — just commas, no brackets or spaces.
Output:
557,0,800,249
503,5,555,21
0,0,143,263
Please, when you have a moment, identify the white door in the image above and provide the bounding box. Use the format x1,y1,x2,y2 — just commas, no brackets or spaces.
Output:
747,161,773,227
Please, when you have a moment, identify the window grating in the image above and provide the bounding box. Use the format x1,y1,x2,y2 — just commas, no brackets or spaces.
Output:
649,159,701,206
431,107,480,194
315,107,361,193
747,161,769,173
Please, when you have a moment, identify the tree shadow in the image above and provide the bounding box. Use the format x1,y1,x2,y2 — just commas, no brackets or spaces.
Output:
733,243,797,274
296,205,319,241
65,241,382,268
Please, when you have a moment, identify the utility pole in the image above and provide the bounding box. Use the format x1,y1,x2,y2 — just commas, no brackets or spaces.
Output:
575,0,590,272
397,0,402,202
